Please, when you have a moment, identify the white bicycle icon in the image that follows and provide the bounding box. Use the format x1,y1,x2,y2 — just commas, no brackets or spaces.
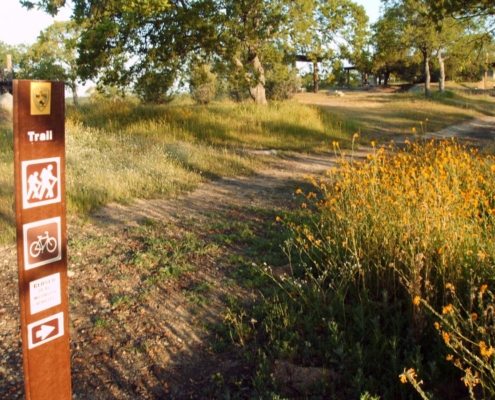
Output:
29,231,57,258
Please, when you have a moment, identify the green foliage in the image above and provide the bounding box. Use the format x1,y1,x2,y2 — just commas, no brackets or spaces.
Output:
16,21,83,104
325,60,349,87
427,0,495,20
0,41,27,82
189,64,217,105
134,68,176,104
19,0,373,105
265,65,300,101
374,0,492,91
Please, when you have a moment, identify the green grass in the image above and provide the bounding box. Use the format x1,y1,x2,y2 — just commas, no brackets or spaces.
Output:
2,93,495,245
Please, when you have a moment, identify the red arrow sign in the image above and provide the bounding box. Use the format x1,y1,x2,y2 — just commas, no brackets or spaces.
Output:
28,312,64,349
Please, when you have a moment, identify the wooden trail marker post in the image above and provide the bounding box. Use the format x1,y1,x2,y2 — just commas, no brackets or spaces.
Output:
13,80,71,399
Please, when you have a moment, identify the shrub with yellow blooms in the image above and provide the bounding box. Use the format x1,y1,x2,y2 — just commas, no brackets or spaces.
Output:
277,138,495,398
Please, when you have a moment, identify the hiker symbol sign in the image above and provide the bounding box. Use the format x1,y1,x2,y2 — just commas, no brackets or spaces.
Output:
22,157,60,209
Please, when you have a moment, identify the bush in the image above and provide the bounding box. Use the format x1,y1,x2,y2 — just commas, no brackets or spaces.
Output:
265,67,301,101
189,64,217,105
134,70,175,104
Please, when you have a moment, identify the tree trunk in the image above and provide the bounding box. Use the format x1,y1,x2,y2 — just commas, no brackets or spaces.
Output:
234,55,268,105
313,61,318,93
384,71,390,86
249,82,267,105
70,80,79,106
248,55,267,105
424,51,431,98
437,49,445,93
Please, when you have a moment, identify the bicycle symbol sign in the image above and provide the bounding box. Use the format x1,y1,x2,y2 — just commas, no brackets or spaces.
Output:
22,157,61,209
23,217,61,270
29,231,57,258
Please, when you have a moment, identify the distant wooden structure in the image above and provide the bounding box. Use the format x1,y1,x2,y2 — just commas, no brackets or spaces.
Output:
295,55,324,93
296,55,371,91
344,66,357,87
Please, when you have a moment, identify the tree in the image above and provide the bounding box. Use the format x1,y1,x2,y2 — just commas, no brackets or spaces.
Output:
377,0,490,96
17,21,83,105
0,41,27,80
288,0,369,92
372,7,413,85
21,0,370,105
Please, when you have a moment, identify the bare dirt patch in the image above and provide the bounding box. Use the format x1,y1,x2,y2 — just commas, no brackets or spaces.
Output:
0,150,350,399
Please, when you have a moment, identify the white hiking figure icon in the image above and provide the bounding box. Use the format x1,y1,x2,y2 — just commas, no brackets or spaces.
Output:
29,231,57,258
27,164,58,201
26,171,42,200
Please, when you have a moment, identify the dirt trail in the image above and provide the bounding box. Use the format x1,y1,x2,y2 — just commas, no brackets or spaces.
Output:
92,151,362,226
426,115,495,145
1,116,494,399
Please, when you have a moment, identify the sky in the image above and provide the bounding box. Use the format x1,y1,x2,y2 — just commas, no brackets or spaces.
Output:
0,0,382,47
0,0,73,46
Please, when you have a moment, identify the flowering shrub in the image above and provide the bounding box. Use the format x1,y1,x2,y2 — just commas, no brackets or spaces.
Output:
270,138,495,397
290,138,495,305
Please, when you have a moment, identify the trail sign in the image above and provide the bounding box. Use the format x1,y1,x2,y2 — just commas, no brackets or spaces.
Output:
13,80,71,400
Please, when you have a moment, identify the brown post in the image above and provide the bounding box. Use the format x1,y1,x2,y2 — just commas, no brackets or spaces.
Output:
13,80,71,400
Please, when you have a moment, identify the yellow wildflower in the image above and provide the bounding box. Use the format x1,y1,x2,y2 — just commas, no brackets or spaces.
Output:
295,188,302,195
446,354,454,361
442,331,451,344
442,304,453,315
477,251,487,261
481,284,488,294
434,322,440,330
480,341,494,359
399,368,417,384
413,296,421,306
445,283,454,290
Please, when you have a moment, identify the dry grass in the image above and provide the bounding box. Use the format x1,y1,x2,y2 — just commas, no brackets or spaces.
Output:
295,86,495,141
